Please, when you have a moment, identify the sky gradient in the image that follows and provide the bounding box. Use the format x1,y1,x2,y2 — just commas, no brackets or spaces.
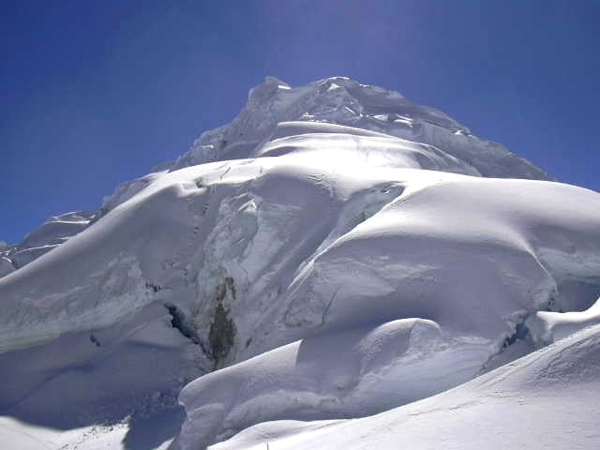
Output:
2,0,599,244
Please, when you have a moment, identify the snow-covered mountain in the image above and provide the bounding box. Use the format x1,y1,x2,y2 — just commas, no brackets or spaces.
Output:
1,77,599,450
0,211,97,278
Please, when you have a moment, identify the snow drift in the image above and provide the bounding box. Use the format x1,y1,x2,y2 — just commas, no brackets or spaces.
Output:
213,323,600,450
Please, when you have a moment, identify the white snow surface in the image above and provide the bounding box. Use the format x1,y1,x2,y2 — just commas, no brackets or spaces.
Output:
212,323,600,450
0,211,96,277
170,76,548,180
1,77,599,450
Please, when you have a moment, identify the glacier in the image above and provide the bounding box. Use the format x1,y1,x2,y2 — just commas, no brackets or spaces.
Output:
1,77,599,450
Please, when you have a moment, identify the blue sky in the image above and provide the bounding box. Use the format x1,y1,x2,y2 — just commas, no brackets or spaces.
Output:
2,0,599,244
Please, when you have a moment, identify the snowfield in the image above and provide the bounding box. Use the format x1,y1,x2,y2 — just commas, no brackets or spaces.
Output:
213,323,600,450
1,77,599,449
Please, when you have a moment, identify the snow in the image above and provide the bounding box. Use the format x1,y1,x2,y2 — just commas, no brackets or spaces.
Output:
528,296,600,343
178,319,492,448
0,211,96,277
212,324,600,450
1,77,599,450
168,77,547,180
173,164,600,447
0,415,176,450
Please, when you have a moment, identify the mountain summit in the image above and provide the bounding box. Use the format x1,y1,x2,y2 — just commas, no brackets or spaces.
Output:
1,78,599,450
1,77,548,278
171,76,547,180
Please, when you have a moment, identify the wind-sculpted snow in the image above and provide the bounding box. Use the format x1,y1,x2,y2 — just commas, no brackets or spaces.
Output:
94,76,549,219
212,323,600,450
170,77,548,181
178,319,491,448
528,297,600,344
175,170,600,449
0,77,598,450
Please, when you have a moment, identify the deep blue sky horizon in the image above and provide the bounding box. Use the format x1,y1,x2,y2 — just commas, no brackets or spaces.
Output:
2,0,599,245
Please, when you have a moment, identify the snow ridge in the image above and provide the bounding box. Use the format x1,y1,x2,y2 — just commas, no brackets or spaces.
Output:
171,77,547,179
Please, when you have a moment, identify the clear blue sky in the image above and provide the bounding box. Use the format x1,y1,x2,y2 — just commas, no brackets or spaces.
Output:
2,0,599,244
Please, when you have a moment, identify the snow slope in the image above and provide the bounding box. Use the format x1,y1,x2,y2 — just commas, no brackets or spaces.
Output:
175,170,600,448
170,77,548,181
0,211,96,278
213,323,600,450
1,77,598,450
0,76,547,273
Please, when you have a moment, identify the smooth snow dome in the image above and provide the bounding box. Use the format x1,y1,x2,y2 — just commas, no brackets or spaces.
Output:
1,78,600,450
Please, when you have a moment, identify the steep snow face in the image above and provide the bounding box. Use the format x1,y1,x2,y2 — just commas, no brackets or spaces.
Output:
175,168,600,449
170,77,547,181
98,77,549,217
1,158,594,357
